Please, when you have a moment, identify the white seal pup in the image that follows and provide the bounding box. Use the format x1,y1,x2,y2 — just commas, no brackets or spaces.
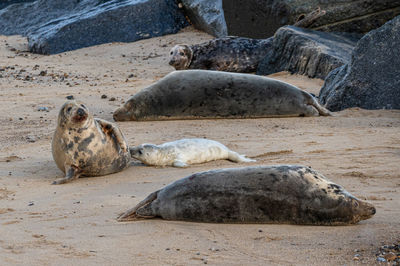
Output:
130,138,255,167
52,100,130,184
113,70,331,121
118,165,376,225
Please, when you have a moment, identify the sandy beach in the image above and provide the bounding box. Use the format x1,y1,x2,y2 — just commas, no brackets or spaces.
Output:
0,27,399,265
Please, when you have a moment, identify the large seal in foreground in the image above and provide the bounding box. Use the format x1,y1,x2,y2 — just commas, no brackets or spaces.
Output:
113,70,331,121
52,101,130,184
118,165,375,225
130,138,255,167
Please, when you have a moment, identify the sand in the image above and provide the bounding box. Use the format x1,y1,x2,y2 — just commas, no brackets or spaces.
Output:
0,27,399,265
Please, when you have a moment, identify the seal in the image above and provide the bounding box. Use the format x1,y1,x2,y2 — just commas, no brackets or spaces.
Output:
118,165,376,225
52,100,130,184
168,37,273,72
130,138,255,167
113,70,331,121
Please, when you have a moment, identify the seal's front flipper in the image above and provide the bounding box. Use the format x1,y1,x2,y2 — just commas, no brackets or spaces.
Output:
96,118,128,153
172,160,188,168
117,190,159,221
52,165,81,185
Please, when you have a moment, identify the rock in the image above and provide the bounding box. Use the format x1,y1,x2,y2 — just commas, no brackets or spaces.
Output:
180,0,227,37
37,106,49,112
66,95,74,100
222,0,400,38
0,0,188,54
384,252,397,262
376,257,387,262
256,26,360,79
0,0,35,10
319,16,400,111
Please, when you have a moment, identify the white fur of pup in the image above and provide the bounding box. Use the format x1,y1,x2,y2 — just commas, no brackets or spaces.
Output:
130,138,255,167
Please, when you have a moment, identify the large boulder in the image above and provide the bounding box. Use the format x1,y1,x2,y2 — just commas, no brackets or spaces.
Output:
256,26,360,79
0,0,189,54
0,0,35,10
222,0,400,38
319,16,400,111
180,0,227,37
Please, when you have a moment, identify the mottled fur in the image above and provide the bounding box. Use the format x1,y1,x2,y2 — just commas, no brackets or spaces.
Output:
52,101,130,184
169,37,272,72
118,165,376,225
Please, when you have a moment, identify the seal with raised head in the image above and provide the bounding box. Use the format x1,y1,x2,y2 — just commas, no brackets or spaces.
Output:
130,138,255,167
118,165,376,225
52,100,130,184
113,70,331,121
168,37,273,72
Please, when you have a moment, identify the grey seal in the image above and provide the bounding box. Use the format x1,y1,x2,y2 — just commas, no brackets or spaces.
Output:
118,165,376,225
168,37,273,72
52,100,130,184
130,138,255,167
113,70,331,121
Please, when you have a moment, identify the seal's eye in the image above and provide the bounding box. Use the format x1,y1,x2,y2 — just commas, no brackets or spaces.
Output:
353,201,359,207
179,52,184,56
67,107,72,113
81,104,86,108
170,51,173,55
138,150,143,155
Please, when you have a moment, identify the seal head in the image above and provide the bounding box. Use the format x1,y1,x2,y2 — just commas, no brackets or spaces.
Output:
168,44,193,70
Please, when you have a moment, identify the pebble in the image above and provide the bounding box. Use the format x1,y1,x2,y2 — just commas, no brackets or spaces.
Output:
66,95,74,100
101,94,107,99
28,202,34,206
377,257,386,262
26,136,37,143
109,97,116,101
37,107,49,112
384,252,397,261
39,70,47,76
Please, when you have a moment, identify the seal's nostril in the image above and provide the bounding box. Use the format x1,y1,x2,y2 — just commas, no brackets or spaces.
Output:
77,108,85,116
372,207,376,215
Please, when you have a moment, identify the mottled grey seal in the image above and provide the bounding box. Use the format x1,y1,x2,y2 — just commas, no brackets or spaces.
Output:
52,100,130,184
118,165,376,225
113,70,331,121
168,37,273,72
168,8,325,73
130,138,255,167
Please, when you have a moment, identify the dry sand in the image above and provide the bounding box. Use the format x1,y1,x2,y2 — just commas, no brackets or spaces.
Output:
0,27,399,265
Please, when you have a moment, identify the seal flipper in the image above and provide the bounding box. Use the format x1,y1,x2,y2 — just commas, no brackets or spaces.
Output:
172,160,188,168
52,165,81,185
227,151,256,163
117,190,159,221
96,118,128,153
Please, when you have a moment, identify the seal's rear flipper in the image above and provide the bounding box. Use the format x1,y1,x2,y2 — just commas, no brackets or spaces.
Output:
117,190,159,221
52,165,81,185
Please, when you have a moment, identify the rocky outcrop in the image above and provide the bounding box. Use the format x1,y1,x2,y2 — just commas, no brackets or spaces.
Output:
0,0,189,54
319,16,400,111
179,0,227,37
256,26,360,79
222,0,400,38
0,0,35,10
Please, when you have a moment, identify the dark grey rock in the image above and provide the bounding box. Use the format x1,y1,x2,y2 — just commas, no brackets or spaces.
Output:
0,0,35,10
256,26,361,79
222,0,400,38
319,16,400,111
0,0,188,54
180,0,227,37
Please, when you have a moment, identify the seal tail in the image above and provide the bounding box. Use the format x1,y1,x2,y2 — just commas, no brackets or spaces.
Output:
310,97,332,116
117,190,159,222
227,151,256,163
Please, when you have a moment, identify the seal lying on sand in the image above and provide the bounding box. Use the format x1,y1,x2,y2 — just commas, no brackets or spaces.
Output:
130,138,255,167
113,70,331,121
168,8,325,72
118,165,376,225
168,37,273,72
52,101,130,184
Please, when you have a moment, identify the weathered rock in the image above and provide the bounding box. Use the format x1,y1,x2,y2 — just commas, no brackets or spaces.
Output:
0,0,188,54
222,0,400,38
256,26,361,79
179,0,227,37
0,0,35,10
319,16,400,111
